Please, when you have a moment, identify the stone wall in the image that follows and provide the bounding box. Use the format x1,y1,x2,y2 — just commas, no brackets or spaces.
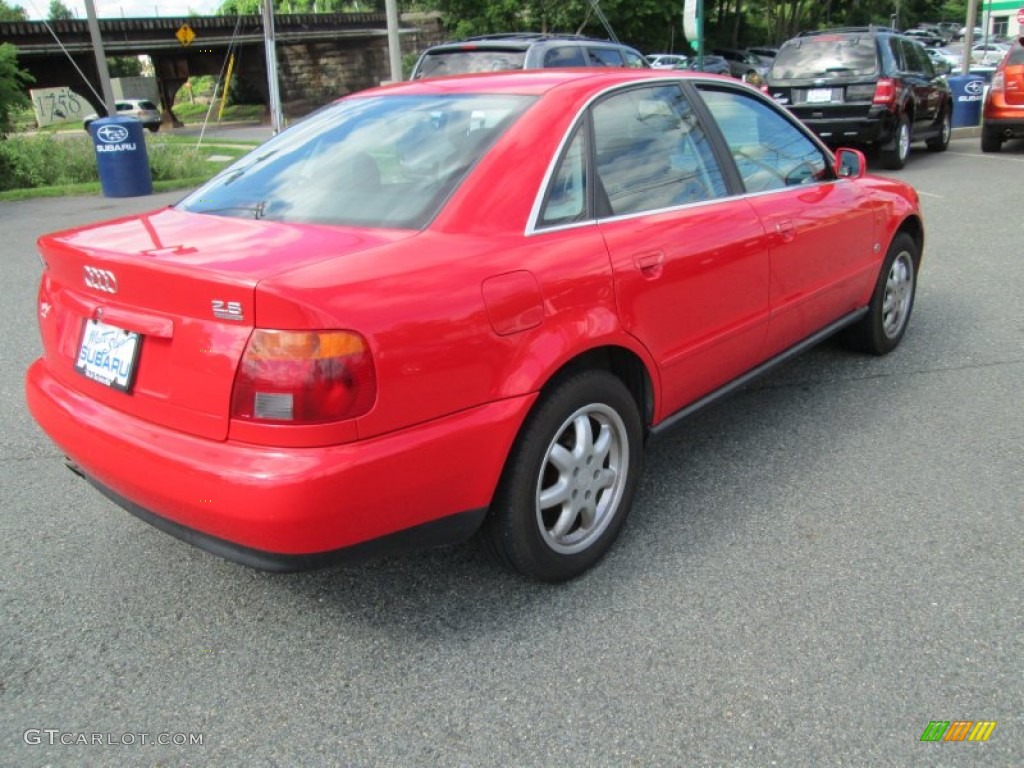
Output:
276,13,447,117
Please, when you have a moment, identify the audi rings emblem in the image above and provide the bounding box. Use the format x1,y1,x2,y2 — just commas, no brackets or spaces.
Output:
96,124,130,143
83,266,119,294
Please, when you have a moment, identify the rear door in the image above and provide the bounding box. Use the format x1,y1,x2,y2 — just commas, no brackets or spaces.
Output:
1002,43,1024,106
589,82,772,416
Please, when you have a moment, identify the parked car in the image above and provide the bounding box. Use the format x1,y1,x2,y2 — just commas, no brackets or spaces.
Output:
981,35,1024,152
26,69,923,582
971,42,1010,65
904,28,945,47
767,27,953,169
410,33,649,79
712,47,770,79
82,99,161,133
680,54,732,76
923,47,957,74
647,53,689,69
747,46,780,62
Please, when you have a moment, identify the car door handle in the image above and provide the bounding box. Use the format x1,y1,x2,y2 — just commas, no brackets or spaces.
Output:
775,220,795,243
634,251,665,278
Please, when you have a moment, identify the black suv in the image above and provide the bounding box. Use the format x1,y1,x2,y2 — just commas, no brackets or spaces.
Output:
766,27,953,169
410,33,648,80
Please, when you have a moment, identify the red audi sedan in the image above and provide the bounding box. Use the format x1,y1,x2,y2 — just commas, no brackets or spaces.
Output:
26,69,923,581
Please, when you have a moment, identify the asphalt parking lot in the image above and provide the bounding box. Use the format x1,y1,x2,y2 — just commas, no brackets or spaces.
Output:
2,136,1021,766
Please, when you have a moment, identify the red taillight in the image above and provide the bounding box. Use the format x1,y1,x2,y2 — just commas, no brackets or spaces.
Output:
990,71,1005,93
873,77,897,107
231,330,376,424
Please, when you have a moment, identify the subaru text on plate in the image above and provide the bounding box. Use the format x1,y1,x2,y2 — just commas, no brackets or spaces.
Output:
26,70,924,582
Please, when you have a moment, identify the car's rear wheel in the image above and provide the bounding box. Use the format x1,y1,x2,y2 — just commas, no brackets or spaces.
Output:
147,124,160,133
926,108,951,152
481,370,643,582
843,232,918,355
981,127,1003,153
881,114,912,169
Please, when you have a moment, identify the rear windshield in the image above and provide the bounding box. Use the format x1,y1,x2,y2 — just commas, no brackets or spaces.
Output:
177,93,535,229
771,37,879,79
414,49,528,79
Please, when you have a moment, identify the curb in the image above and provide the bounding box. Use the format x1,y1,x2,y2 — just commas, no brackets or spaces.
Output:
952,125,982,138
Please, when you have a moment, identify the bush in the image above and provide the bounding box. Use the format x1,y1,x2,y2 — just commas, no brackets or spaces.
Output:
0,133,231,191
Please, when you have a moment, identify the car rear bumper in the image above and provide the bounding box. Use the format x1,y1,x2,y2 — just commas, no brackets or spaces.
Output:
983,113,1024,137
792,112,895,145
26,358,534,569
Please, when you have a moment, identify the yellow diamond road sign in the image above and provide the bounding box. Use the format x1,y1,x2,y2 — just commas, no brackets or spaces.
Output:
176,23,195,47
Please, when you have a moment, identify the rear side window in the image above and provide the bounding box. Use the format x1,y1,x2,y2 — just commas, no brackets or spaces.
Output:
543,46,587,67
588,47,625,67
771,37,879,79
592,84,728,216
138,100,158,110
1009,45,1024,65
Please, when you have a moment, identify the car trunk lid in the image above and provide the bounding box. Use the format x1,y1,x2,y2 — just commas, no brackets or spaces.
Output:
37,207,414,441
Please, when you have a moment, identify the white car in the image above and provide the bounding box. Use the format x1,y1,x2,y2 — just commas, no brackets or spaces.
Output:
972,42,1010,65
646,53,689,69
83,99,162,133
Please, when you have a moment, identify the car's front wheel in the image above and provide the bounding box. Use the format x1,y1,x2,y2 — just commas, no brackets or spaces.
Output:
147,124,160,133
881,113,912,169
481,370,643,582
843,232,919,355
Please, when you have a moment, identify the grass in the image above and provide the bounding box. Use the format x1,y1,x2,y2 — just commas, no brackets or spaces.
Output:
0,132,259,201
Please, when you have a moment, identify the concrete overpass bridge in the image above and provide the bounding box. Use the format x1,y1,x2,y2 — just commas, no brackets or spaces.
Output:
0,12,443,123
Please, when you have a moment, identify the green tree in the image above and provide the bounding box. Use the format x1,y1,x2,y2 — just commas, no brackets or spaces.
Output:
107,56,143,77
0,43,34,134
0,0,28,21
47,0,74,20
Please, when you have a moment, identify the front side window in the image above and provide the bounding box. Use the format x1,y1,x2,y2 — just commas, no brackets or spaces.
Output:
177,94,535,229
592,84,728,216
699,87,831,193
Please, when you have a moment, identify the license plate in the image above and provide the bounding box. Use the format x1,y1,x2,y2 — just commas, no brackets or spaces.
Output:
74,318,141,392
806,88,835,103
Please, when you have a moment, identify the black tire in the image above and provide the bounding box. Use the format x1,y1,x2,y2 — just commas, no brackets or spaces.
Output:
843,232,919,355
481,370,643,582
981,127,1003,153
83,121,92,133
926,108,951,152
146,124,160,133
880,113,912,170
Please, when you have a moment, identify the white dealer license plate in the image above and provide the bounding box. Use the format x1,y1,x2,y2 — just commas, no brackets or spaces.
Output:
806,88,835,103
75,318,141,392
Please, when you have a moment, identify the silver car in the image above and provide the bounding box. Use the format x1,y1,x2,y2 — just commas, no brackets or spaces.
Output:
83,99,162,133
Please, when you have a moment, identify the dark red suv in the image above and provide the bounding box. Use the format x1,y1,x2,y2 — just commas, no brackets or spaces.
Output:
981,36,1024,152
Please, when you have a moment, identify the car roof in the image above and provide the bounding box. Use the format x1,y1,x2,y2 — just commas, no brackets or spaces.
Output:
424,34,633,53
363,68,719,99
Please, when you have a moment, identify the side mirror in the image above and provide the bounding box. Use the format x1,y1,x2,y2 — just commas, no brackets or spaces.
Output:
835,147,867,179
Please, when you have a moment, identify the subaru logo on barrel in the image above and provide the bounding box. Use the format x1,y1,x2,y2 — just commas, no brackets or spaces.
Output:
964,80,985,97
96,124,130,144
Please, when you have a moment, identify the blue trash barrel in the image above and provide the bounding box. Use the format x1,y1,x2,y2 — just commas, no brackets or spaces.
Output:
89,116,153,197
948,74,987,128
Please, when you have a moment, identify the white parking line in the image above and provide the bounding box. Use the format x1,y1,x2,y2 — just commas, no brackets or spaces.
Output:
948,151,1024,163
917,191,944,198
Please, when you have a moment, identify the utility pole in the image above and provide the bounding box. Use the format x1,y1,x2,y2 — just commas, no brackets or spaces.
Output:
962,0,979,74
83,0,116,118
385,0,402,82
262,0,284,134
